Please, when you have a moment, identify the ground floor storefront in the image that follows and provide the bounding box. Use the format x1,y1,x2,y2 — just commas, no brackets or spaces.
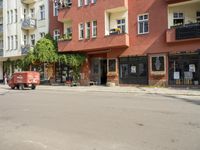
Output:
79,50,200,87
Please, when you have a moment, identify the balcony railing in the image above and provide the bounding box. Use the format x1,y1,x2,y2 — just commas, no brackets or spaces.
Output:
166,23,200,43
175,23,200,40
58,33,129,52
21,45,31,55
21,18,36,30
21,0,36,4
0,49,3,56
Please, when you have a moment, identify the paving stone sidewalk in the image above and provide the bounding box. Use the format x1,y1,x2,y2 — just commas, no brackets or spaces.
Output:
0,84,200,97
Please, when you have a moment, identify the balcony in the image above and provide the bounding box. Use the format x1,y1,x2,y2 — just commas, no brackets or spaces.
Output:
58,33,129,52
0,25,3,35
0,0,2,9
166,23,200,43
21,18,36,30
0,49,3,57
21,0,36,4
21,45,31,55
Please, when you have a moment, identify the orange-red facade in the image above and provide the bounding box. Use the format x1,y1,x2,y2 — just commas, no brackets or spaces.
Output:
55,0,200,86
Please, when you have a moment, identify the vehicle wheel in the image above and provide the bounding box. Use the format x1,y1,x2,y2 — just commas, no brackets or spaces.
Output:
16,85,19,90
11,86,15,89
31,84,36,90
19,84,24,90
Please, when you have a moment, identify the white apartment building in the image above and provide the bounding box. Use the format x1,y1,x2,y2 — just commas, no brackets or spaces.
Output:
0,0,49,82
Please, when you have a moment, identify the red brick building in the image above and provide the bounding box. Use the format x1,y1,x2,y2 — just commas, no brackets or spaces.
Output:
56,0,200,86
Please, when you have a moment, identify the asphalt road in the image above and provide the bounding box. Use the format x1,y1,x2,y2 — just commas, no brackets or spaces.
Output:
0,89,200,150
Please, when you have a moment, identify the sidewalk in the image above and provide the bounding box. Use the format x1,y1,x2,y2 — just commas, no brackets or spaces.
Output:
0,84,200,96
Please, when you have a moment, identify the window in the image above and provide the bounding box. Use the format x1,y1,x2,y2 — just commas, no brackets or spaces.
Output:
31,34,35,46
78,0,84,7
7,37,10,50
40,32,45,38
108,59,116,72
66,27,72,39
40,5,45,20
11,10,13,23
66,0,72,7
15,35,18,49
197,11,200,23
24,35,27,45
92,21,97,38
14,9,17,23
85,0,91,5
53,29,60,40
79,23,84,40
91,0,97,4
30,8,35,18
7,11,10,24
138,14,149,34
120,64,128,78
53,2,58,16
173,12,184,26
117,19,126,33
11,36,13,49
24,9,27,19
85,22,90,39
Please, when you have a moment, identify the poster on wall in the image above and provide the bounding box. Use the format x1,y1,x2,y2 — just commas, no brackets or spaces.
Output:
152,56,165,71
184,71,193,80
189,64,195,72
174,72,180,80
130,65,136,73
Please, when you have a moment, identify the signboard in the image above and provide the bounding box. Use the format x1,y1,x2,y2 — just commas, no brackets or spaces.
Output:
184,71,193,80
131,65,136,73
189,64,195,72
174,72,180,80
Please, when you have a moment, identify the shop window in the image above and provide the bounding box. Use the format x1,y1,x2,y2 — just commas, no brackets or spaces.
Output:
120,64,128,78
108,59,116,72
151,56,165,72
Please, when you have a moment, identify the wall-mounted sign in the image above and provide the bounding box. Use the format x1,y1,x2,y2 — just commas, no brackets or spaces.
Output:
189,64,195,72
174,72,180,80
152,56,165,72
184,71,193,80
130,65,136,73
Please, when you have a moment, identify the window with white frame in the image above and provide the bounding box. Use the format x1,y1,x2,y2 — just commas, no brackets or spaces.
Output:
78,0,84,7
85,22,91,39
92,20,97,38
30,8,35,18
138,14,149,34
7,11,10,24
7,37,10,50
14,9,17,23
11,36,13,49
11,10,13,23
173,12,184,26
15,35,18,49
53,29,60,40
40,5,45,20
53,2,59,16
40,32,45,38
31,34,35,46
117,19,126,33
24,35,27,45
197,11,200,23
79,23,84,40
85,0,91,5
